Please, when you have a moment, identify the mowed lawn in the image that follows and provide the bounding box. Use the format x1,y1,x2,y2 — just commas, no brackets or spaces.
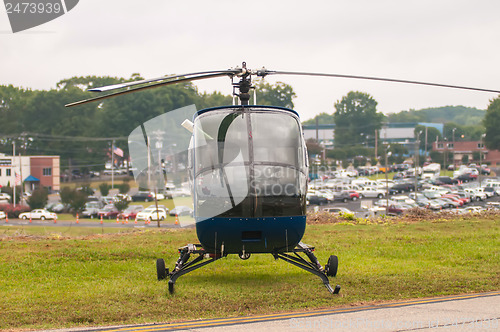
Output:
0,217,499,330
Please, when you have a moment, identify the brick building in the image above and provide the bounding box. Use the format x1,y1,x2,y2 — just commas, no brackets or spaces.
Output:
0,153,60,192
432,140,500,166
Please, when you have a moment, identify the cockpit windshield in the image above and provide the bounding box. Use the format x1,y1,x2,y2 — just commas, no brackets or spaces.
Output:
193,107,307,219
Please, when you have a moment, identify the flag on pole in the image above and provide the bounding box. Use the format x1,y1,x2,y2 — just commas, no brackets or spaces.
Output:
15,172,21,185
113,146,124,157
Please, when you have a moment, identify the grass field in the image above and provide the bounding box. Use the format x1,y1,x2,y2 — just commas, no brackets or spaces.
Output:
0,216,499,331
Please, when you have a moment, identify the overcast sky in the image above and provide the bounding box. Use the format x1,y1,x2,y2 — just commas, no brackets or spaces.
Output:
1,0,500,121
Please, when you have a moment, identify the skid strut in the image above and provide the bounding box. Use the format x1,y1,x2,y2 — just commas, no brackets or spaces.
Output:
273,242,340,294
157,242,339,295
158,244,224,294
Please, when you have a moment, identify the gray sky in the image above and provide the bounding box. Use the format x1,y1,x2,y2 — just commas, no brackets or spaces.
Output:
1,0,500,121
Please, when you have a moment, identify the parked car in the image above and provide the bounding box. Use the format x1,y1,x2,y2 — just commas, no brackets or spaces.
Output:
82,201,105,218
143,204,169,214
0,193,12,201
464,188,487,201
169,206,193,216
131,191,155,202
484,186,497,197
306,194,328,205
332,191,352,203
97,204,120,219
19,209,57,220
0,211,6,219
461,206,484,213
136,209,167,221
386,203,411,216
118,205,144,220
343,190,359,201
431,176,456,185
357,186,385,199
323,207,354,215
454,173,476,183
389,183,415,194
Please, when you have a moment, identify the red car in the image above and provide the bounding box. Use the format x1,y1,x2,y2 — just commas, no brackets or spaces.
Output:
118,205,144,220
97,204,119,219
347,190,360,201
442,195,465,206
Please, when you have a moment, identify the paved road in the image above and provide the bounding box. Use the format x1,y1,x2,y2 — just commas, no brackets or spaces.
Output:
85,291,499,332
1,218,183,229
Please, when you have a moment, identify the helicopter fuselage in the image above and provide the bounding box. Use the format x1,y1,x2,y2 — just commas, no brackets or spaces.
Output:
190,105,308,254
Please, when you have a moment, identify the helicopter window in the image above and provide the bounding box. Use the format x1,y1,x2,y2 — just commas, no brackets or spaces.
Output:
251,112,303,168
192,108,307,219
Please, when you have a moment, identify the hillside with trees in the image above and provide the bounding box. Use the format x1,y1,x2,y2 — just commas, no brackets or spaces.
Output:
303,105,485,126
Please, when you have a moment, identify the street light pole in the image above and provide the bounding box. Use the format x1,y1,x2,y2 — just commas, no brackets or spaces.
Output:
414,131,422,194
479,133,486,187
452,128,457,168
385,145,391,215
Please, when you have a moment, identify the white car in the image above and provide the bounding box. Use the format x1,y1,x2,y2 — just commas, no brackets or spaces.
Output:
0,211,6,219
323,207,353,215
19,209,57,220
135,209,167,221
0,193,11,201
143,205,169,214
357,186,386,198
151,192,166,200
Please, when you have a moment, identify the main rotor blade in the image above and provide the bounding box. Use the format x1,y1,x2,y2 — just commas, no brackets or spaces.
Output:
265,70,500,94
89,70,237,92
65,72,235,107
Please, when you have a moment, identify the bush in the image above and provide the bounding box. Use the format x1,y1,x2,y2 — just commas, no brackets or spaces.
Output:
99,183,111,196
27,188,49,210
115,183,130,194
0,204,30,218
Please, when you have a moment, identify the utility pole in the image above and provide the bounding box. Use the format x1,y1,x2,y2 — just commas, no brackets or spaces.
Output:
424,126,428,161
452,128,457,168
414,131,422,194
111,140,115,190
12,141,16,207
479,134,486,187
385,146,391,215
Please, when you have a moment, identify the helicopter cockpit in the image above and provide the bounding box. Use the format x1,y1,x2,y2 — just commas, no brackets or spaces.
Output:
191,106,307,221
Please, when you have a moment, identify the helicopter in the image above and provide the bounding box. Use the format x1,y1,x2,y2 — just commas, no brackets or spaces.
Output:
66,62,500,294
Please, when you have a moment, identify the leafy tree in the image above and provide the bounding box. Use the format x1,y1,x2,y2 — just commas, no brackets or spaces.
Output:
333,91,385,148
388,106,485,125
27,188,48,209
254,81,296,108
483,97,500,150
114,198,129,212
302,112,334,125
414,125,442,151
59,187,88,215
306,138,322,156
70,190,88,215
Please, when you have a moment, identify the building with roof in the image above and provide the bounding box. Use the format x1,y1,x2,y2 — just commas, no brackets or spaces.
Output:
302,122,444,154
0,153,60,192
432,140,500,166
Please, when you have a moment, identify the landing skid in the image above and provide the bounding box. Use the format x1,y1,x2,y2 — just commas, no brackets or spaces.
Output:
157,244,223,294
273,242,341,295
157,242,340,295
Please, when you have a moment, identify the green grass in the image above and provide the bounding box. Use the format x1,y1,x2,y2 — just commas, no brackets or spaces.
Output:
0,218,498,330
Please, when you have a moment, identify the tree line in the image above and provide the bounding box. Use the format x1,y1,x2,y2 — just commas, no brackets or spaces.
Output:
0,76,294,172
